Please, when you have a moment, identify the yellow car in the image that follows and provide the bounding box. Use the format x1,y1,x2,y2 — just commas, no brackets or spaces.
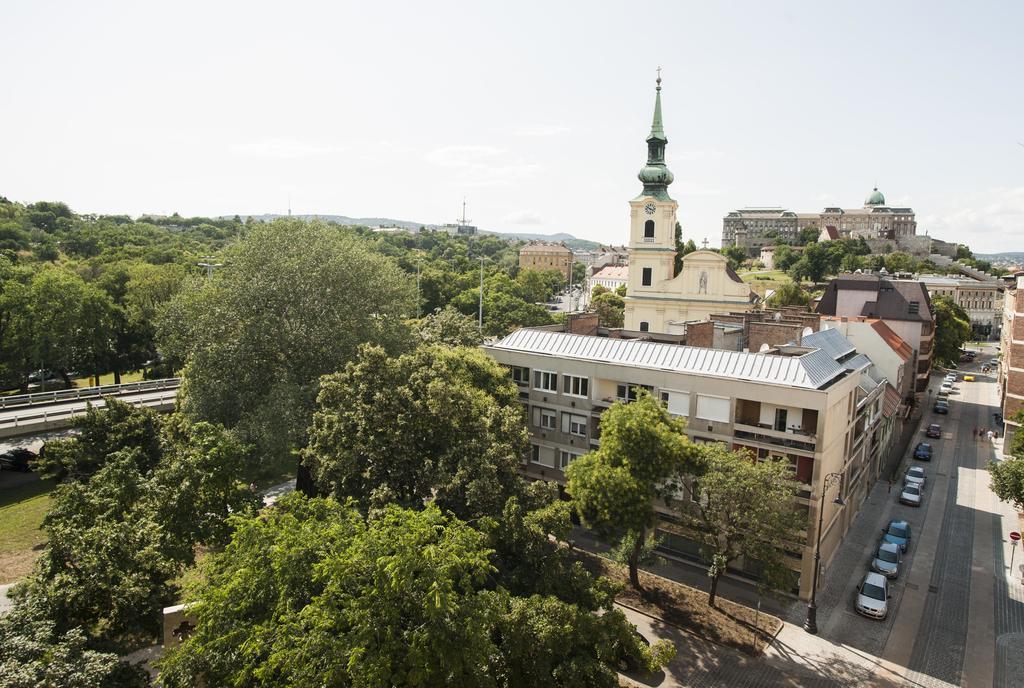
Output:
963,375,975,382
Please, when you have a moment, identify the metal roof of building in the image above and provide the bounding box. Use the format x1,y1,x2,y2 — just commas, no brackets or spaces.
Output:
800,328,857,361
487,329,848,389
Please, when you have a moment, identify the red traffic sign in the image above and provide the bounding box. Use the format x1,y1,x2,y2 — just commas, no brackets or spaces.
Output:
1011,532,1021,542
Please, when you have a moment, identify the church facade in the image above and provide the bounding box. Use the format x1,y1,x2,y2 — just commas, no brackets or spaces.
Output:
623,79,754,333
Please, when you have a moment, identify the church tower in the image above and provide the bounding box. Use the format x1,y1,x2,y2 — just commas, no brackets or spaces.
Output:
624,73,680,331
623,73,756,333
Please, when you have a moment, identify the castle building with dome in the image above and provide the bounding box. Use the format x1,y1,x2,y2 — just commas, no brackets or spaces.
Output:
722,186,918,256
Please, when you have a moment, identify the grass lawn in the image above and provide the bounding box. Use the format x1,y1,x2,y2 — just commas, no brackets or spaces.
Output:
738,270,792,284
576,550,782,656
73,370,146,388
0,478,54,584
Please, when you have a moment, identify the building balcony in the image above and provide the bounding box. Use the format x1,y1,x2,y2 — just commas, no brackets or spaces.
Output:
732,423,817,453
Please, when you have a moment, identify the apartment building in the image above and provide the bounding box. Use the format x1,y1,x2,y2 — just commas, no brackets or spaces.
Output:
518,242,573,282
816,274,935,397
484,326,888,600
1000,274,1024,447
917,274,1002,338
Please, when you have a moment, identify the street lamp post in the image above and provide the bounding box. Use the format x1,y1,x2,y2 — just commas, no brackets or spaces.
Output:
804,471,845,634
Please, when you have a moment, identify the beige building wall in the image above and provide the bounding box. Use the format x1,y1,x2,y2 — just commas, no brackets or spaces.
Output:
484,338,876,600
519,244,573,282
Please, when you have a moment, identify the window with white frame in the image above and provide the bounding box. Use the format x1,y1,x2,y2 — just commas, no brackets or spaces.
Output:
530,444,555,467
509,365,530,386
533,369,558,392
562,412,588,437
695,394,730,423
559,450,582,469
660,390,690,417
532,406,558,430
562,374,589,398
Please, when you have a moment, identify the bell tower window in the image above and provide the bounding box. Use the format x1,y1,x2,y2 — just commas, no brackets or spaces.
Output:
644,220,655,238
641,267,652,286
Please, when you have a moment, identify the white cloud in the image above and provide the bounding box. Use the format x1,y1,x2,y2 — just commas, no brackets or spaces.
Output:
667,149,726,163
672,179,725,197
230,139,348,158
501,210,542,225
920,186,1024,253
424,145,542,188
508,124,570,137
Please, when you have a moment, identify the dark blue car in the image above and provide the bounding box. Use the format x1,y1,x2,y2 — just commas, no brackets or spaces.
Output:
882,520,911,552
914,442,933,461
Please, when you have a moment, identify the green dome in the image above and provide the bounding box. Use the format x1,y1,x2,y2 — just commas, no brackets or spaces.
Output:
638,164,674,186
865,187,886,206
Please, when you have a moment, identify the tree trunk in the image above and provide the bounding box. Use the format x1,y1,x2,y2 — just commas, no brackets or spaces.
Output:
295,458,318,497
708,572,720,607
628,529,645,592
59,370,72,388
113,368,121,385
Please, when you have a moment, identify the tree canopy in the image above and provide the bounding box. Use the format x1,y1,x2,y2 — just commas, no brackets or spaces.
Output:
931,295,971,365
159,494,668,688
158,219,417,482
678,444,804,604
305,344,527,521
566,392,697,589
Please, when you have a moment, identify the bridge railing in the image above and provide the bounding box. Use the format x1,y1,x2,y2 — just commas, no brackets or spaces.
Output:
0,390,180,430
0,378,181,410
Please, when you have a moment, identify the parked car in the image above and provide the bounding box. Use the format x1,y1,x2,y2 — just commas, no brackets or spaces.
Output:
933,400,949,414
871,542,902,579
904,466,926,488
882,520,912,551
926,423,942,438
0,447,36,472
855,572,890,620
899,483,923,507
940,383,954,395
914,442,933,461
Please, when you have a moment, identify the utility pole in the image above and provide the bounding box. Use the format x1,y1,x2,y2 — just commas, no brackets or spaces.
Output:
197,257,223,280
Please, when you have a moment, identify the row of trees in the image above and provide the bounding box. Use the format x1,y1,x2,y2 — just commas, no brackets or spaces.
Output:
567,393,804,604
0,198,578,393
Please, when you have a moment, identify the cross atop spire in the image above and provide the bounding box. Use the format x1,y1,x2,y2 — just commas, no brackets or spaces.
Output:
656,66,662,89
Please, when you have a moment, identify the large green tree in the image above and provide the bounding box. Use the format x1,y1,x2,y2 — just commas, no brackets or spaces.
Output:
677,444,804,605
566,392,697,589
305,344,527,521
13,402,258,648
157,219,417,485
158,494,666,688
931,295,971,365
591,290,625,328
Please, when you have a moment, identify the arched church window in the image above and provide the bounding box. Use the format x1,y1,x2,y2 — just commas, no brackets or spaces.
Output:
644,220,655,238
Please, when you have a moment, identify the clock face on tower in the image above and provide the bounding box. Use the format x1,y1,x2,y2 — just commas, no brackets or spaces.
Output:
644,202,656,215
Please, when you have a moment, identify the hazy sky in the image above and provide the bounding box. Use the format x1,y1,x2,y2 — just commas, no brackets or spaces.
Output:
2,1,1022,252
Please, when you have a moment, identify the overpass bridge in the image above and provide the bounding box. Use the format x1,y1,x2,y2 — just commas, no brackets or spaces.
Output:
0,378,180,439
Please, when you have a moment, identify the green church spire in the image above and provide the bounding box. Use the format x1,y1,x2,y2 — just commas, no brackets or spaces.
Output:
648,68,666,142
637,68,673,200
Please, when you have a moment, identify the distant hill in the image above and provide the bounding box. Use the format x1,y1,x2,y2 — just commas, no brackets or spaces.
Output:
222,214,602,250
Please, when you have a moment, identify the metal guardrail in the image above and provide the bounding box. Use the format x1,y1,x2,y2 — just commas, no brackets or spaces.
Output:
0,378,181,410
0,390,180,430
